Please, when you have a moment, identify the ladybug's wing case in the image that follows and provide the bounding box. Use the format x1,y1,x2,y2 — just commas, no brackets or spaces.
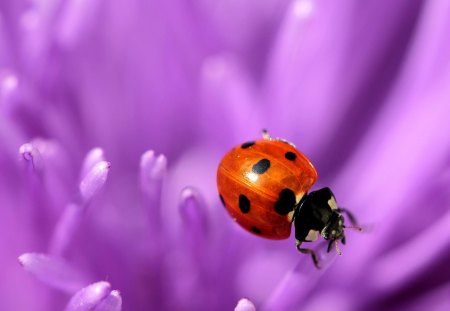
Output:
217,139,318,240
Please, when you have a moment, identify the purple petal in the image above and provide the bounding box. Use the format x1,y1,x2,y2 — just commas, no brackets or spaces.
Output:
262,241,336,311
370,210,450,291
235,298,256,311
398,283,450,311
178,187,209,251
19,142,44,173
0,71,19,112
48,203,84,256
56,0,102,48
140,150,167,190
94,290,122,311
199,55,261,143
65,281,114,311
80,148,105,182
140,150,167,230
18,253,90,294
79,160,111,203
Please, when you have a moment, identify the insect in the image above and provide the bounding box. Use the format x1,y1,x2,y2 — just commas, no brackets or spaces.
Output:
216,130,361,268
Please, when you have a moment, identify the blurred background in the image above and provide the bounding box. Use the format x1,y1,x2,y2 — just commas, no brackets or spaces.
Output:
1,0,449,310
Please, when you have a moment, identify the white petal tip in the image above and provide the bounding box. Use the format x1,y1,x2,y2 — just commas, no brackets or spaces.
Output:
65,281,114,311
140,150,167,181
235,298,256,311
79,160,111,203
81,147,105,178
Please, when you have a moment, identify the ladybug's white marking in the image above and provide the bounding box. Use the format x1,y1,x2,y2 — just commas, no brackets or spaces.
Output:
295,192,306,204
305,229,319,242
328,197,338,210
287,210,295,222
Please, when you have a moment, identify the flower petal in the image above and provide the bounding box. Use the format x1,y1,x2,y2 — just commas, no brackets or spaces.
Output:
140,150,167,193
370,209,450,291
235,298,256,311
56,0,102,48
65,281,114,311
140,150,167,231
79,160,111,203
19,142,44,173
80,147,105,182
18,253,90,294
178,187,209,252
93,290,122,311
48,203,83,256
262,241,336,311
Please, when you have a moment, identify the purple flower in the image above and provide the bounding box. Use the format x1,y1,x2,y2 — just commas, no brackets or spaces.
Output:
1,0,450,310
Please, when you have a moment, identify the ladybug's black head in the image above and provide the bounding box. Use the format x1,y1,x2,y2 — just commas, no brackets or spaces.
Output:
294,187,362,266
321,211,345,241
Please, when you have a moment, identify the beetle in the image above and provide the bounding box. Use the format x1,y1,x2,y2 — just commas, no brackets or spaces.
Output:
217,130,361,267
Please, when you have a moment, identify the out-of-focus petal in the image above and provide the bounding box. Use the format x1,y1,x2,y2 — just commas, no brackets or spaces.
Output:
140,150,167,232
79,160,111,203
199,55,262,145
370,209,450,291
80,148,105,181
93,290,122,311
265,0,422,162
18,253,90,294
65,281,114,311
262,241,336,311
19,142,44,173
56,0,102,48
140,150,167,196
49,203,83,256
179,186,209,256
235,298,256,311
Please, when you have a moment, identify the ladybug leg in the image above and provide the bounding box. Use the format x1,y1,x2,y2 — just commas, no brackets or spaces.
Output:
296,244,320,269
327,240,334,253
337,208,358,226
341,236,346,245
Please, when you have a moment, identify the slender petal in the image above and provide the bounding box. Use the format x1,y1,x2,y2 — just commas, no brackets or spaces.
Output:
140,150,167,230
56,0,102,48
0,71,19,112
140,150,167,192
235,298,256,311
262,241,336,311
179,187,209,236
80,148,105,182
18,253,90,294
93,290,122,311
19,142,44,173
65,281,113,311
48,203,84,256
79,161,111,204
199,55,262,144
370,209,450,291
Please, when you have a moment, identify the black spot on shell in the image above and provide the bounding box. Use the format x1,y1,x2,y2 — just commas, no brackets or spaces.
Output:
285,151,297,161
274,188,297,215
250,226,262,234
219,194,225,207
252,159,270,174
239,194,251,213
241,141,255,149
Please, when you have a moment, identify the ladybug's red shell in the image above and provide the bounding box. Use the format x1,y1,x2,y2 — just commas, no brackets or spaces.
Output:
217,139,318,239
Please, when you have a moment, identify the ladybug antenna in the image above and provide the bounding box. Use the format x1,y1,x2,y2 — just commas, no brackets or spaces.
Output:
334,240,342,256
343,225,363,232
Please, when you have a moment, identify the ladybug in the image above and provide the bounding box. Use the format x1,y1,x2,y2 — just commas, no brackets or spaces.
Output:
216,130,360,268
